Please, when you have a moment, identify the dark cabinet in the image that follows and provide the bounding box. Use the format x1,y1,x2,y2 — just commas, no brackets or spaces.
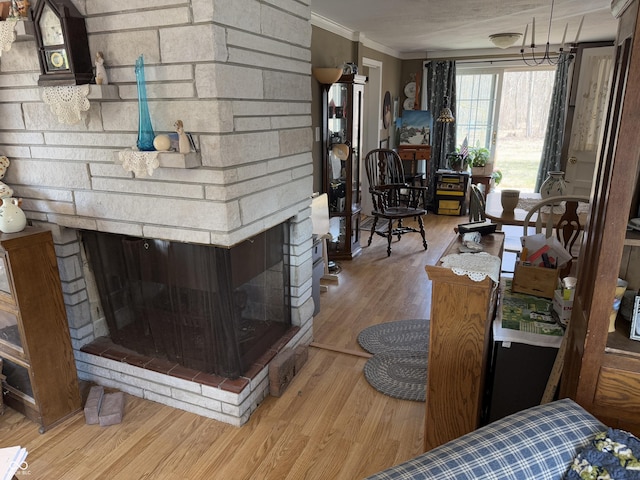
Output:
322,74,366,260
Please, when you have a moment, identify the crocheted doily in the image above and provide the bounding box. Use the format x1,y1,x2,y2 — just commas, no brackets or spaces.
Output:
440,252,501,283
118,150,159,177
41,85,90,125
0,19,17,53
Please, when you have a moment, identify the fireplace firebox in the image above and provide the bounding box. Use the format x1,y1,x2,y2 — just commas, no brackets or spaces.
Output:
82,223,291,379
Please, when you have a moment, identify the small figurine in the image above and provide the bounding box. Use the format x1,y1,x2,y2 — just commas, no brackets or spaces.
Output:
174,120,190,154
0,156,14,199
95,51,109,85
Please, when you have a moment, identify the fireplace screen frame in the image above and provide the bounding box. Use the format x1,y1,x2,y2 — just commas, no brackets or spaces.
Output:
81,223,292,379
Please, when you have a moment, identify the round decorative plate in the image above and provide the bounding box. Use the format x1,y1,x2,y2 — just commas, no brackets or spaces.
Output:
404,81,416,97
403,97,414,110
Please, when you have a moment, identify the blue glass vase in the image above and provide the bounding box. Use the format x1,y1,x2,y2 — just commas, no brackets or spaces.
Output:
135,55,155,151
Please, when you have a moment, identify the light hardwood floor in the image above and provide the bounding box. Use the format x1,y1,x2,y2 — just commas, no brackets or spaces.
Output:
0,214,462,480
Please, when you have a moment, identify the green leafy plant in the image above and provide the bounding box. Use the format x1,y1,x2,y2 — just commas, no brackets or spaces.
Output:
492,169,503,186
446,152,468,171
467,147,490,167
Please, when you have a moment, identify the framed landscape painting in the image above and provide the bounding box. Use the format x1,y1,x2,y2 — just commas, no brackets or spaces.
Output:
399,110,432,146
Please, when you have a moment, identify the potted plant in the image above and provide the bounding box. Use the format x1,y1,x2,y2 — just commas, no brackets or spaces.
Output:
446,152,468,172
468,146,491,175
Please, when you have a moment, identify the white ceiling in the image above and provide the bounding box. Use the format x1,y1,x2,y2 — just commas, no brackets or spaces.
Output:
310,0,618,58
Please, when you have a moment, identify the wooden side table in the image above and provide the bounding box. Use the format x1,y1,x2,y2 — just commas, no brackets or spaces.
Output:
471,174,492,197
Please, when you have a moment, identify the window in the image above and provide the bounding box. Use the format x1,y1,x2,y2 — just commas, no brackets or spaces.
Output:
456,73,498,154
456,66,555,191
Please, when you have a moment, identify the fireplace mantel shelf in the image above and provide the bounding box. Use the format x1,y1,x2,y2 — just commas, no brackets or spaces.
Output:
114,149,202,170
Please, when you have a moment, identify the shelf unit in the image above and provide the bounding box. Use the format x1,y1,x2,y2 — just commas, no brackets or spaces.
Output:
321,74,366,260
0,227,81,433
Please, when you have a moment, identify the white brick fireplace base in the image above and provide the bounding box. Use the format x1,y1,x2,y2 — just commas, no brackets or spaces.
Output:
74,325,310,426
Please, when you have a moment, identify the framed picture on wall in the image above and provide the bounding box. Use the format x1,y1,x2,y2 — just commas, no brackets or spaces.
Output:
399,110,432,146
382,91,391,129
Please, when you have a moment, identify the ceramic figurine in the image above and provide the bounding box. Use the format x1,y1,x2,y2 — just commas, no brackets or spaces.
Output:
0,197,26,233
95,51,109,85
0,156,13,199
174,120,190,154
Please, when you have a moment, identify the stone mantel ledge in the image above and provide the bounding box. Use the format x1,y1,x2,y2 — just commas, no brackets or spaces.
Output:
88,85,119,100
114,149,201,170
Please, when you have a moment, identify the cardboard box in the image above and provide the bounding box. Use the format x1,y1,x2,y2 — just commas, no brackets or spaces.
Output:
511,262,559,299
553,289,574,325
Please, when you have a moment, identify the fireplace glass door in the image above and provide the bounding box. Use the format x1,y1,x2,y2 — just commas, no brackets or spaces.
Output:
82,223,291,379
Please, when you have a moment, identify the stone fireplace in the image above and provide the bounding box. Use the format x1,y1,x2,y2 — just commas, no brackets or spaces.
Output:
0,1,315,425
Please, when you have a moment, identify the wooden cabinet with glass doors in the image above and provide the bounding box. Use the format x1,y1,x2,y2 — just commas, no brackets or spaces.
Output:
321,74,366,260
560,0,640,435
0,227,81,432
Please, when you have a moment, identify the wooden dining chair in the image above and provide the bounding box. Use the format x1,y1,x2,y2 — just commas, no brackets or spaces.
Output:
468,184,487,222
364,149,428,256
522,195,591,276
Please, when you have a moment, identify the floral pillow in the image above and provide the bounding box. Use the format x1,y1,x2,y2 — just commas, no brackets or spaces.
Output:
565,428,640,479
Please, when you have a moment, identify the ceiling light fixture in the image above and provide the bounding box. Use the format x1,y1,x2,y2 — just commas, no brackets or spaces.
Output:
489,33,522,49
520,0,583,66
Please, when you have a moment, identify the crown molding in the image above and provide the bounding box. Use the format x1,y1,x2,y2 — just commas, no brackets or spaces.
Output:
311,12,409,60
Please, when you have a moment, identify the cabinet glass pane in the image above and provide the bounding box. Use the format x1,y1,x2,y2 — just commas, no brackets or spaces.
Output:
2,358,33,399
352,88,362,208
0,309,21,351
328,83,349,214
328,217,347,254
0,256,10,295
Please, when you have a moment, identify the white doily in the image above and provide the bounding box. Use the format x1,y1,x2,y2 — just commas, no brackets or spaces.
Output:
41,84,91,125
440,252,501,283
516,197,590,215
0,19,17,53
119,150,159,177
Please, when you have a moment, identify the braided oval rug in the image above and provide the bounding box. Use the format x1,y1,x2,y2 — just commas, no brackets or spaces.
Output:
357,319,430,354
363,350,428,402
358,319,430,402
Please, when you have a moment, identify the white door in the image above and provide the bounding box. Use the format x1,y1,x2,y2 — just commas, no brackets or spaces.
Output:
564,46,614,195
361,58,382,216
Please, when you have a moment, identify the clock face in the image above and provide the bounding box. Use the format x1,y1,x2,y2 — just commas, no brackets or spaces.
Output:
39,4,64,47
45,49,69,72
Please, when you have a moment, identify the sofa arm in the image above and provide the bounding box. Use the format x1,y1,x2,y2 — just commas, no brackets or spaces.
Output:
364,399,604,480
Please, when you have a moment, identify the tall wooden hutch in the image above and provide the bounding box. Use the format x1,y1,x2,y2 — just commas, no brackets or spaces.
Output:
321,74,366,260
560,0,640,434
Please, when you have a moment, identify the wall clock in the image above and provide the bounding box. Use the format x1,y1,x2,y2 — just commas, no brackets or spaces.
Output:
31,0,92,85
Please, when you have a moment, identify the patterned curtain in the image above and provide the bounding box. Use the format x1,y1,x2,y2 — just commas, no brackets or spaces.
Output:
570,53,613,152
424,61,456,206
535,52,574,191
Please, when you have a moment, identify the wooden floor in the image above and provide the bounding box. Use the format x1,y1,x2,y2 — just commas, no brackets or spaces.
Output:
0,214,462,480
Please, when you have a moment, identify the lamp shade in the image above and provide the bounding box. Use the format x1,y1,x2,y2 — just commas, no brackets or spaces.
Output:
489,33,522,49
312,67,343,84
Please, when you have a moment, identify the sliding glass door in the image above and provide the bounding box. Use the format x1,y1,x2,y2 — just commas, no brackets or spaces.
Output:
456,66,554,192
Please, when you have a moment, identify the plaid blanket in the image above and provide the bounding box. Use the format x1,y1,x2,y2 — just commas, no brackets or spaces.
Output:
364,399,604,480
